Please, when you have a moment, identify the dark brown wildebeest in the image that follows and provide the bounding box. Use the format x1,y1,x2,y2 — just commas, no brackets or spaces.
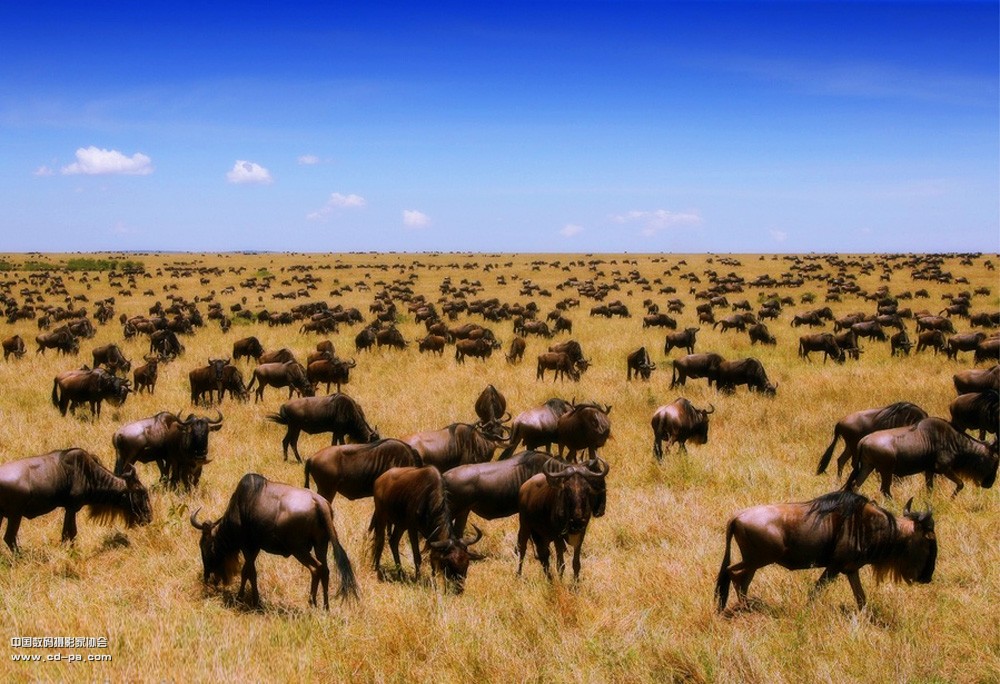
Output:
548,339,587,369
149,329,184,358
851,320,887,342
946,332,987,361
519,320,552,338
916,330,946,354
0,448,152,551
267,393,380,462
890,330,913,356
516,460,609,581
370,466,483,593
307,358,356,393
954,365,999,394
190,473,357,609
444,452,607,537
2,334,26,360
916,315,956,334
970,312,1000,328
219,364,250,402
355,326,377,352
715,492,936,612
798,333,845,364
417,334,447,355
626,346,656,381
846,417,999,497
92,343,132,375
35,328,79,355
132,356,161,395
376,326,407,350
257,347,296,365
714,314,750,333
536,351,579,382
791,311,825,328
832,330,862,360
506,336,526,364
643,312,677,329
949,390,999,440
498,398,574,459
553,316,572,334
671,353,725,389
474,384,508,425
232,336,264,362
651,398,714,459
455,338,493,363
715,358,777,396
52,368,131,418
748,323,776,346
189,358,230,405
975,337,999,365
404,422,508,472
556,401,611,462
248,361,315,402
304,439,422,503
816,402,928,478
663,328,699,355
113,411,223,488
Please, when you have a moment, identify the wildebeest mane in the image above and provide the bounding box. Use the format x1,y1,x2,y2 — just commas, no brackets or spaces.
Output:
64,449,144,528
806,491,906,582
873,402,928,429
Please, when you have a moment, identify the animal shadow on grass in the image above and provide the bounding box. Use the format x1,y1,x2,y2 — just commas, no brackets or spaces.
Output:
719,597,780,619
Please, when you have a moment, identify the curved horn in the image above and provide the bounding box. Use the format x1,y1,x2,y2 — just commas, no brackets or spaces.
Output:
428,539,451,551
207,409,224,425
704,403,716,415
500,411,512,423
586,456,610,479
603,404,612,415
460,525,483,547
189,507,210,530
903,497,914,515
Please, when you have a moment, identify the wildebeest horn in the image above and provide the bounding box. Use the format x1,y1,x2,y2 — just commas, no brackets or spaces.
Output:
603,404,612,415
586,457,610,479
903,497,914,515
460,525,483,547
189,507,211,530
428,539,452,550
500,411,512,423
704,404,716,415
207,409,223,424
347,358,356,368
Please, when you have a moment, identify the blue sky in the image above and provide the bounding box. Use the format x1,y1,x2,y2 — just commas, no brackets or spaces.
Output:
1,1,996,253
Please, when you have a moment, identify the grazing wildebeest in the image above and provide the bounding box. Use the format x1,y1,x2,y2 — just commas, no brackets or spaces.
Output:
52,367,131,418
190,473,357,609
306,357,356,394
715,492,936,612
519,320,552,338
626,346,656,381
916,329,946,354
92,343,132,374
975,337,999,365
417,335,447,356
651,398,714,459
305,439,422,503
556,402,611,462
890,330,913,356
916,315,956,334
954,365,999,394
474,384,508,425
248,361,315,402
232,336,264,362
376,326,407,350
219,364,250,402
506,336,526,364
536,351,579,382
715,358,777,396
189,358,230,405
2,334,26,360
714,314,749,333
946,332,988,361
405,422,508,472
455,337,493,363
816,402,929,478
845,417,999,497
267,393,380,462
113,411,223,488
35,328,79,355
747,323,776,346
132,356,161,395
516,460,609,581
498,398,574,459
548,339,587,368
257,347,296,365
949,390,999,440
643,313,677,329
851,320,887,342
798,333,845,364
370,466,483,592
663,327,699,355
671,353,725,389
149,329,184,358
355,326,377,353
0,448,152,551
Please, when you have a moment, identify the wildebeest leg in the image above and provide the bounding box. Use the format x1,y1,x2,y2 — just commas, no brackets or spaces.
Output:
554,537,567,580
878,468,894,498
533,532,553,580
727,563,756,607
371,519,387,580
61,508,79,543
241,549,260,606
452,509,470,538
936,468,965,497
808,568,839,602
516,523,530,576
3,515,21,551
653,436,663,461
570,534,585,581
388,525,406,576
406,527,421,579
846,571,867,610
283,426,301,462
293,550,325,608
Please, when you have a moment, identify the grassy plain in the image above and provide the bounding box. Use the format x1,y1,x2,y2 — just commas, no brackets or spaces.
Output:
0,251,997,683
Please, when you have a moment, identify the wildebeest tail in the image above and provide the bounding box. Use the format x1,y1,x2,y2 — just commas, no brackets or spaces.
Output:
303,458,312,489
51,378,61,409
265,407,288,425
816,428,841,475
498,428,520,460
715,518,736,612
320,502,358,599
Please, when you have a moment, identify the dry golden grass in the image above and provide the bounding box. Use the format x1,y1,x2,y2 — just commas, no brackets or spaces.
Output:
0,251,997,683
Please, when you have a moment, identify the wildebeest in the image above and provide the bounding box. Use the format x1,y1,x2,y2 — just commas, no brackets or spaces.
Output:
975,337,999,365
248,361,315,402
890,330,913,356
798,333,845,364
149,329,184,358
376,326,407,350
643,312,677,329
946,332,988,361
715,492,936,612
516,460,609,581
555,402,611,462
851,320,887,342
52,367,131,418
671,353,725,389
536,351,579,382
816,402,928,478
306,357,355,394
190,473,357,609
92,343,132,374
846,417,999,497
355,326,377,352
0,448,152,551
219,364,250,402
499,398,574,459
949,390,999,440
370,466,483,592
474,384,508,425
506,336,526,364
663,327,699,355
189,358,230,405
232,336,264,362
113,410,223,488
715,358,777,396
257,347,297,365
548,339,587,369
916,329,946,354
417,334,447,355
267,393,380,462
132,356,161,395
304,439,422,503
404,422,508,472
954,365,999,394
747,323,776,346
714,314,750,333
2,334,26,360
651,398,714,459
626,346,656,381
916,315,956,334
35,328,79,355
455,337,493,363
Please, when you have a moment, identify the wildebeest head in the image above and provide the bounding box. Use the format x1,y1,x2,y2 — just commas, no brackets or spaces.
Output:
895,498,937,585
208,358,229,381
113,466,153,529
543,459,609,534
428,525,483,594
178,410,224,459
189,508,238,585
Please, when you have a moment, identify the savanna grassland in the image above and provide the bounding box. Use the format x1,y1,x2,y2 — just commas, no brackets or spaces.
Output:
0,251,997,684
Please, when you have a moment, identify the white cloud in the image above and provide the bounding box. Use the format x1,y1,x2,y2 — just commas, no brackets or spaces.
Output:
307,192,367,220
33,165,54,177
298,154,320,165
226,160,272,185
402,209,430,229
560,223,583,237
769,229,787,243
611,209,702,236
61,146,153,176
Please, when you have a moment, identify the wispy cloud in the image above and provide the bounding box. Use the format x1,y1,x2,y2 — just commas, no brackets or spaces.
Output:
402,209,430,229
560,223,583,237
61,146,153,176
226,160,272,185
33,165,54,177
611,209,702,237
307,192,367,220
297,154,320,165
769,229,787,243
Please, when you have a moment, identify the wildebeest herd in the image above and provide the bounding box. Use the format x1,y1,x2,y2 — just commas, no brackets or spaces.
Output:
0,251,997,620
